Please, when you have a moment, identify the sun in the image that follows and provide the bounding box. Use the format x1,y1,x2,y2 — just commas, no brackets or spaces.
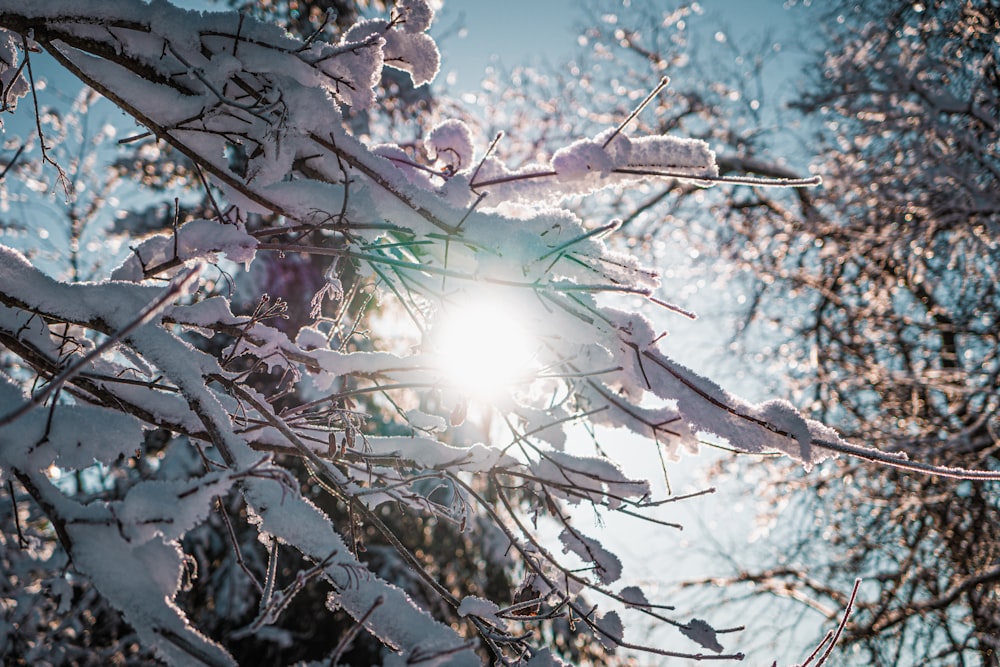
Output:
430,291,539,399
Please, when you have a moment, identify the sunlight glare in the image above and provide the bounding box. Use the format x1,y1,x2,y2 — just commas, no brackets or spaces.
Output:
431,292,538,398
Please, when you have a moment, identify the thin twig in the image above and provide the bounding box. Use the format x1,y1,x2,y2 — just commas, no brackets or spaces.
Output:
0,142,26,181
217,497,264,595
603,76,670,148
811,578,861,667
469,131,504,188
7,480,28,549
613,166,822,188
22,35,69,195
327,595,384,666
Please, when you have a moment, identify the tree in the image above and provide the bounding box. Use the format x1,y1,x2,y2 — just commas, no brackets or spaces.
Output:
559,1,998,664
722,3,1000,664
0,2,994,666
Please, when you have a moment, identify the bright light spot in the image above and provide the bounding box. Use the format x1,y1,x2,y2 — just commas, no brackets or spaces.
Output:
431,292,538,399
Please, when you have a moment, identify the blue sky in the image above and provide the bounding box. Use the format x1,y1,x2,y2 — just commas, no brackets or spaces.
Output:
432,0,581,88
435,1,809,92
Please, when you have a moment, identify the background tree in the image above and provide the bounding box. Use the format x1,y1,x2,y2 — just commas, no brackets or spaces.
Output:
533,1,999,664
717,3,1000,665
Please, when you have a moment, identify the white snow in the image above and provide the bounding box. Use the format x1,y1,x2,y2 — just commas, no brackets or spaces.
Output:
112,219,257,282
457,595,507,629
0,29,29,110
0,2,852,664
558,528,624,585
425,119,475,172
398,0,435,33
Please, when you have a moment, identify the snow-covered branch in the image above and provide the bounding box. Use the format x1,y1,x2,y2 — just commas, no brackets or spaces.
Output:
1,1,992,665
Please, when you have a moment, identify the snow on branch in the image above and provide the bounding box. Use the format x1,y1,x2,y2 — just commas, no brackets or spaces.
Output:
0,1,992,665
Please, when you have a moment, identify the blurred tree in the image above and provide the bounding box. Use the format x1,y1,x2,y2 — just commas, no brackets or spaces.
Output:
718,2,1000,665
551,1,1000,664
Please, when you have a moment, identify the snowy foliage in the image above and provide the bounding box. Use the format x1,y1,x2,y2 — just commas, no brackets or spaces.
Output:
0,1,992,666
